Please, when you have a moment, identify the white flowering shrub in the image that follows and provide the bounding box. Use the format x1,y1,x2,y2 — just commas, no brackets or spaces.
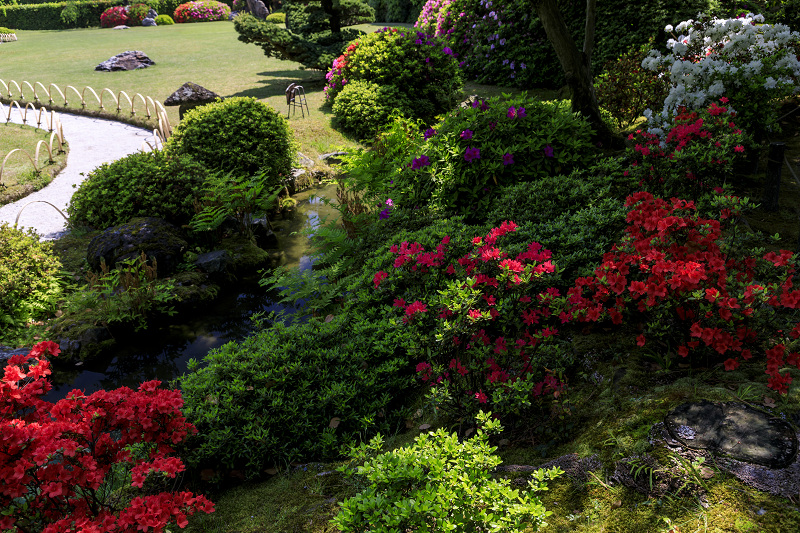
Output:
642,13,800,140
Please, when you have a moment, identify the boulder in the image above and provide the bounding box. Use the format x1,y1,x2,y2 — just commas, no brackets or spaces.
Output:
142,17,156,26
195,250,230,275
95,50,155,71
147,8,157,18
86,217,188,276
664,400,798,468
251,218,279,249
164,82,222,119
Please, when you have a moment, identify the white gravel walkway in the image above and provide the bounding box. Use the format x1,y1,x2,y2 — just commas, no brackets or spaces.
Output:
0,112,154,240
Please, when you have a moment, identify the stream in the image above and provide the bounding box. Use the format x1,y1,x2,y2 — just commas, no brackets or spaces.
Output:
35,183,340,402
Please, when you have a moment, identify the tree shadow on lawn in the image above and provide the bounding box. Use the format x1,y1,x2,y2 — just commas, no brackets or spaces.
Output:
228,71,326,100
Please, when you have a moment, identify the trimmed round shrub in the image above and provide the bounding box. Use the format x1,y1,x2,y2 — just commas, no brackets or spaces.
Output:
392,95,596,215
174,0,230,23
325,26,462,132
127,3,151,25
100,6,129,27
332,80,413,140
0,223,62,326
0,27,17,35
155,13,175,24
67,151,209,229
265,11,285,23
166,97,296,189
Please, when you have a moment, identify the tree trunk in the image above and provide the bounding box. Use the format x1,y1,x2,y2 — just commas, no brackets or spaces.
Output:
533,0,623,149
321,0,341,33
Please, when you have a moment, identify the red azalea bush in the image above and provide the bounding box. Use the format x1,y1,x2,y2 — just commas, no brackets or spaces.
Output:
174,1,231,23
0,341,215,532
373,221,568,419
567,191,800,394
100,6,129,28
627,99,748,198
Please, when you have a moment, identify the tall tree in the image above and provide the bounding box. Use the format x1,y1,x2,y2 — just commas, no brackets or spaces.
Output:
531,0,623,148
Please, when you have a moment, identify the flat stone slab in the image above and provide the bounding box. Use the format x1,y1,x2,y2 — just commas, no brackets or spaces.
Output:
665,400,798,468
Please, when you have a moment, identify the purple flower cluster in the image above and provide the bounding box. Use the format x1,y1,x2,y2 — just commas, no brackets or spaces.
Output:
464,146,481,162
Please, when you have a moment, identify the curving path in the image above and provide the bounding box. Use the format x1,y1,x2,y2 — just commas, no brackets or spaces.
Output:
0,112,154,240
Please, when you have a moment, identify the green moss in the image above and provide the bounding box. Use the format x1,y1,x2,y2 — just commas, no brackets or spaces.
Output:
220,235,272,274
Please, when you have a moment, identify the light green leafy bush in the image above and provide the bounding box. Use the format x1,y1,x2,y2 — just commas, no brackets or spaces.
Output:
166,97,296,189
325,26,463,133
0,223,62,328
334,411,562,532
264,11,284,23
67,150,208,229
179,313,414,477
331,80,413,140
155,13,174,24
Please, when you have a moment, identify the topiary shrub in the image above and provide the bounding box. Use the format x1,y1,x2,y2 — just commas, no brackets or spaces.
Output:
286,0,373,35
126,3,150,25
67,151,209,230
100,5,128,27
265,11,285,23
166,97,296,190
155,13,174,24
179,313,413,477
332,80,413,140
325,26,462,134
174,0,230,22
0,223,62,328
393,95,596,215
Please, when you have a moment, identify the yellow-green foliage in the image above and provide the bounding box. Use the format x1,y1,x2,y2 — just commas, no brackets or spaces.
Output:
0,223,62,327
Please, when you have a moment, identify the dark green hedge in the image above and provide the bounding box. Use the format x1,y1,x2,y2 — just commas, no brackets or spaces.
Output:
0,1,118,29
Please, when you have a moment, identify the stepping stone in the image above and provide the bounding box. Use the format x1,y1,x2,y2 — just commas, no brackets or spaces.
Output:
665,400,798,468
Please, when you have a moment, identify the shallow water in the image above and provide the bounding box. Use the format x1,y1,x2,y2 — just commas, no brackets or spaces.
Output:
39,183,340,402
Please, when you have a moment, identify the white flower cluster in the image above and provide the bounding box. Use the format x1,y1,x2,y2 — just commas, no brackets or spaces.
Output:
642,13,800,129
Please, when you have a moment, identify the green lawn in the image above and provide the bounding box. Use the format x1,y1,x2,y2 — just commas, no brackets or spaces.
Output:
0,121,68,205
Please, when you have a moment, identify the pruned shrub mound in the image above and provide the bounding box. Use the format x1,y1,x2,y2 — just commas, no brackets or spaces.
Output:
265,11,285,24
179,314,412,476
332,80,413,140
286,0,374,34
126,3,151,25
392,96,596,215
166,97,296,190
174,0,230,23
325,26,462,135
0,224,62,326
100,5,129,27
67,150,209,230
155,13,175,25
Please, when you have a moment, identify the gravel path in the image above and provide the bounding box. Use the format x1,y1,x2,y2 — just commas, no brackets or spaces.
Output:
0,111,154,240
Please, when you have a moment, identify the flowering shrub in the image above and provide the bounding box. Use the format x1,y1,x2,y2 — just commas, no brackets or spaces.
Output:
373,221,568,419
127,3,151,25
626,99,749,197
325,26,462,127
567,191,800,394
403,95,595,214
0,341,215,532
100,6,129,27
642,12,800,140
174,0,230,23
331,79,413,140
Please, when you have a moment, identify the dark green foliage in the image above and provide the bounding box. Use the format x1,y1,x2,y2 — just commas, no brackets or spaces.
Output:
405,96,595,215
0,0,118,30
67,151,208,230
234,12,364,71
332,80,412,140
367,0,424,23
486,161,636,288
0,223,62,328
179,313,413,476
166,97,296,189
595,39,671,128
285,0,373,34
416,0,717,89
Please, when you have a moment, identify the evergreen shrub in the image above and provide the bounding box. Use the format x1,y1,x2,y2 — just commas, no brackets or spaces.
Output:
331,80,413,140
155,13,174,23
0,0,117,30
179,313,414,476
67,150,209,229
264,11,284,23
166,97,296,189
126,3,151,24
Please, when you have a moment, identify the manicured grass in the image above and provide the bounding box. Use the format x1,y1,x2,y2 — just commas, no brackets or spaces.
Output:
0,122,68,205
1,22,531,159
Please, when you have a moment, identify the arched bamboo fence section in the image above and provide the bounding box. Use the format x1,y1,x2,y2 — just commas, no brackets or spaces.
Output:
0,102,66,185
0,33,17,42
0,79,172,141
